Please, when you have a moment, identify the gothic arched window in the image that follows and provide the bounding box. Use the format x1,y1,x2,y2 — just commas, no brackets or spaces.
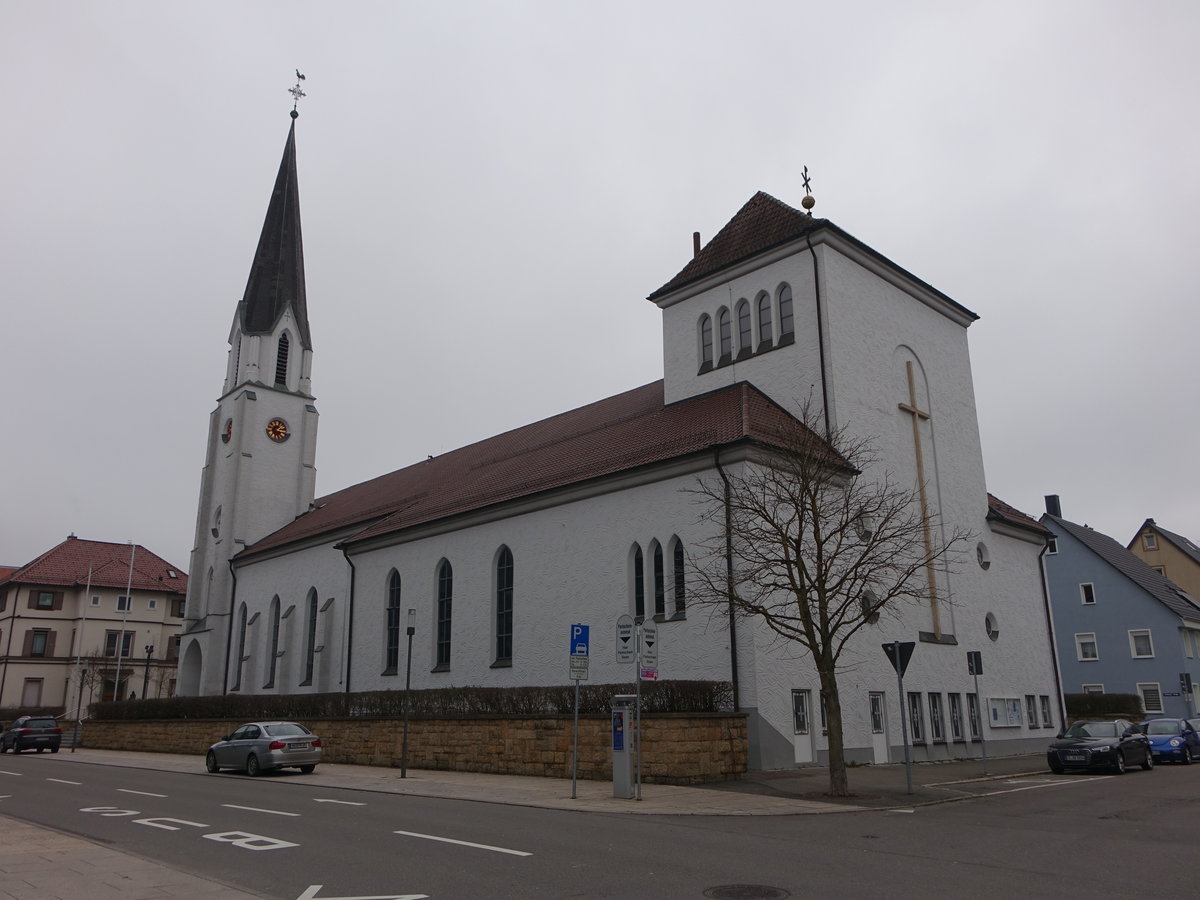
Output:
736,300,751,355
633,544,645,620
233,603,247,691
264,596,280,689
778,284,794,338
495,547,513,662
671,537,686,616
385,570,401,674
436,560,453,669
302,589,318,686
718,307,732,360
651,541,666,618
757,291,773,346
699,314,713,367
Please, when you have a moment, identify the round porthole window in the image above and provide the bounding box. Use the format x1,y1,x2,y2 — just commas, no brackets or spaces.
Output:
976,541,991,571
985,612,999,641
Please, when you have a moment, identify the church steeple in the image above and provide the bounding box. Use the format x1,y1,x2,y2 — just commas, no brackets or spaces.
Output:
237,118,311,350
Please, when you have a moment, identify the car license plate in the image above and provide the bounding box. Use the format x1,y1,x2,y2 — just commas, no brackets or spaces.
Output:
287,742,309,750
1063,753,1085,762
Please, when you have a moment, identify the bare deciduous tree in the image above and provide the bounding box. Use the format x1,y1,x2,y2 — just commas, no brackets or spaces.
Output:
691,411,970,796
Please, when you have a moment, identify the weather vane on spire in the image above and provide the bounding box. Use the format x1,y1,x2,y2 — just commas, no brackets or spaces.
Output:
801,165,815,213
289,70,307,118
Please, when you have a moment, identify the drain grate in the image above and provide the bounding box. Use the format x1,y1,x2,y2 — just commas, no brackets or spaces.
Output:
703,886,791,900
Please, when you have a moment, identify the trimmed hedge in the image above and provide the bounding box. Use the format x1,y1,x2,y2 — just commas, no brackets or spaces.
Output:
90,680,733,721
1063,692,1144,720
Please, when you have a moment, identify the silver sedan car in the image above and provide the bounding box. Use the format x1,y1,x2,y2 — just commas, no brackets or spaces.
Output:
206,721,322,776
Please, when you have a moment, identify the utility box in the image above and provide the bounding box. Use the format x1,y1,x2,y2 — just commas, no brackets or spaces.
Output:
611,694,637,799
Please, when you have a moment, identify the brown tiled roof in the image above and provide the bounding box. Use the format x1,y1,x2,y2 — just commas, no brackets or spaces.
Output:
0,537,187,594
241,380,840,558
987,494,1052,536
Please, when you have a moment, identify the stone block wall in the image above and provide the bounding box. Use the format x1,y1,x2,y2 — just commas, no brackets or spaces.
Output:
83,712,747,785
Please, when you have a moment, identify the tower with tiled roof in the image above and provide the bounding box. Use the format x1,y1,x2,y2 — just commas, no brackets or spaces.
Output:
178,111,319,697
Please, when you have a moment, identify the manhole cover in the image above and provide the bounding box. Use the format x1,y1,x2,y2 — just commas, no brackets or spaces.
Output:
703,886,791,900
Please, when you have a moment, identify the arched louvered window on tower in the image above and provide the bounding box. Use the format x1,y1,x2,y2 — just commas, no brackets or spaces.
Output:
275,332,290,387
757,291,773,347
652,541,666,618
264,597,280,689
436,560,453,669
778,284,794,339
495,547,513,663
385,571,401,674
233,603,247,690
718,307,732,360
302,589,318,686
736,300,751,356
699,314,713,369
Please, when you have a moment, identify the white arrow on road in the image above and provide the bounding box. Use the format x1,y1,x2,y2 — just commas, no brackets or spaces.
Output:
296,887,428,900
312,798,366,806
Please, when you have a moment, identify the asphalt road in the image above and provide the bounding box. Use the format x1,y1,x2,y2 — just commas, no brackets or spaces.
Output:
0,752,1195,899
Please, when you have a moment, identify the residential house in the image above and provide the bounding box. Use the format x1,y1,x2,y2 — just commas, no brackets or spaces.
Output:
1127,519,1200,603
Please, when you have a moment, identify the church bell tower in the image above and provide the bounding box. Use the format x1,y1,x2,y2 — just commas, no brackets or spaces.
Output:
177,107,318,696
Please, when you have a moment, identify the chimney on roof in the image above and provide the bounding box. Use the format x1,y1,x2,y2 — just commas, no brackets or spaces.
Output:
693,231,701,258
1044,495,1062,517
67,533,77,540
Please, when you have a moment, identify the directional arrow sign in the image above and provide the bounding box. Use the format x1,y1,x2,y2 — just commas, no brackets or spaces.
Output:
296,886,428,900
616,614,635,664
640,620,658,668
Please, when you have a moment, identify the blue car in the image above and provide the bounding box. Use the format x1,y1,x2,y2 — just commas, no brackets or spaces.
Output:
1140,718,1200,764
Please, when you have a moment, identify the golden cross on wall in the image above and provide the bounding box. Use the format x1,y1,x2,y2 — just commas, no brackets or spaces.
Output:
897,360,942,637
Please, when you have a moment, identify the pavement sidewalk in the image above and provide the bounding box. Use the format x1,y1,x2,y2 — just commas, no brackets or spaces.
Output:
0,748,1052,898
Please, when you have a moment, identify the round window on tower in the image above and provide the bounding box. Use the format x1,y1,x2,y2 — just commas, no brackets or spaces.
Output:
985,612,1000,642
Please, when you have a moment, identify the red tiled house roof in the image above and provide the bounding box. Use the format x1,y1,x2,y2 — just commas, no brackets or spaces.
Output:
0,537,187,594
240,380,841,559
987,494,1051,537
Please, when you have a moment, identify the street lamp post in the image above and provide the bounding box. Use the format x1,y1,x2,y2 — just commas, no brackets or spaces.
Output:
142,645,154,700
400,609,415,778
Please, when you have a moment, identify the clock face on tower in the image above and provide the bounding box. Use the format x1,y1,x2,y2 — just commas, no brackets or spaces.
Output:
222,419,233,443
265,418,290,443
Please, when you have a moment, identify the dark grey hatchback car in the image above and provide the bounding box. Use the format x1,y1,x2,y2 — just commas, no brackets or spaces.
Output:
0,716,62,753
1047,719,1153,774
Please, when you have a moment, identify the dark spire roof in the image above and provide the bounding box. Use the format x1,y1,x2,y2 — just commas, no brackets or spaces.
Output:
237,119,311,349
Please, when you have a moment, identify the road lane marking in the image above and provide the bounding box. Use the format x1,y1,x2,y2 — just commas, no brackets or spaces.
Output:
119,789,168,798
0,771,22,776
298,887,428,900
47,778,82,785
134,817,209,831
392,830,531,857
976,777,1105,798
313,798,366,806
223,803,301,817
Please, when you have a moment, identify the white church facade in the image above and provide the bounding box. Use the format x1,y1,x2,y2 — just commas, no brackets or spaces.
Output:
178,115,1061,770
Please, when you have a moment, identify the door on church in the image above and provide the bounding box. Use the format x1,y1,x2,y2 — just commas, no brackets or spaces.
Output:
791,690,814,764
869,692,890,764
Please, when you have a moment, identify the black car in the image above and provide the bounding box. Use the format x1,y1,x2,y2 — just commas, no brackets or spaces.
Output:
1047,719,1152,774
0,716,62,753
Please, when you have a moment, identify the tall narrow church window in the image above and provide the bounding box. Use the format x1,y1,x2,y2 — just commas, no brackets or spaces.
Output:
672,538,686,615
699,315,713,367
233,604,247,691
652,541,665,618
718,308,732,360
495,547,513,662
302,590,318,686
265,597,280,689
385,571,402,674
736,300,751,355
436,560,453,669
275,332,290,387
778,284,794,338
757,292,773,345
234,336,242,384
633,545,645,620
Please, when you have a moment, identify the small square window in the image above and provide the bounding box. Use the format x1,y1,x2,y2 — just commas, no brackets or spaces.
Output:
1082,684,1104,695
36,592,54,610
1143,533,1157,550
90,595,101,607
1046,537,1058,555
1080,583,1096,605
1138,683,1164,714
117,595,131,612
1076,632,1098,660
147,598,158,611
1129,630,1154,658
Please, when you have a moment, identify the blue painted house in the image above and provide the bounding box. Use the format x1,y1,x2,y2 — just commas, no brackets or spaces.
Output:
1041,495,1200,719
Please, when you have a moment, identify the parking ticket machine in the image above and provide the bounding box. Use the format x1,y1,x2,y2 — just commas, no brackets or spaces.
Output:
611,694,637,799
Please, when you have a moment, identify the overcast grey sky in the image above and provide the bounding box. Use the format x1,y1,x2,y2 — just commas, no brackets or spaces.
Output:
3,1,1197,572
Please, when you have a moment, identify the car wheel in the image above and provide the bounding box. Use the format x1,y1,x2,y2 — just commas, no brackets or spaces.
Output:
206,751,220,774
246,754,261,777
1183,748,1193,765
1141,749,1154,771
298,764,316,774
50,746,59,754
0,742,7,753
1114,751,1127,774
36,747,44,753
1049,762,1064,775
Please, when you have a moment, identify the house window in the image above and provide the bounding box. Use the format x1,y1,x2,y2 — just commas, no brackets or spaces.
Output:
717,307,732,359
21,679,43,707
870,694,885,734
948,693,964,740
117,595,132,612
819,693,829,734
778,284,794,338
756,291,772,345
36,592,54,610
29,630,49,657
90,595,101,607
1082,684,1105,695
385,571,402,674
1129,629,1154,658
1143,532,1157,550
264,597,280,688
495,546,514,662
147,597,158,611
671,539,686,616
967,693,981,739
1046,537,1058,554
1075,632,1098,661
167,634,180,662
1080,583,1096,605
436,560,453,668
1025,695,1039,728
652,542,665,618
791,690,810,734
171,598,185,618
233,605,247,690
1153,566,1165,577
1138,683,1164,714
302,591,318,685
735,300,751,354
907,692,925,742
275,332,290,386
632,545,645,619
1040,695,1053,728
928,693,944,741
699,315,713,367
104,630,134,658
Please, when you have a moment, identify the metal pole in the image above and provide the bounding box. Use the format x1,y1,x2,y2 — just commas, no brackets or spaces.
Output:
72,667,86,754
635,627,642,801
72,565,93,753
400,609,415,778
116,543,136,699
893,643,913,795
142,644,153,699
973,669,989,775
571,679,579,799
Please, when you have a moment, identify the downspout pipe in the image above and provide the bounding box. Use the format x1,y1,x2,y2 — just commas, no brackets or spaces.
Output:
222,559,238,695
1037,538,1068,729
340,545,357,693
713,448,740,712
805,230,832,441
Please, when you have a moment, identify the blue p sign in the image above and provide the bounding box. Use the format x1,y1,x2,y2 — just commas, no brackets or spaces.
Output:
571,624,589,657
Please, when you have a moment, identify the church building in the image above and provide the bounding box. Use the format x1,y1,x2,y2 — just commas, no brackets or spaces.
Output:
178,112,1060,770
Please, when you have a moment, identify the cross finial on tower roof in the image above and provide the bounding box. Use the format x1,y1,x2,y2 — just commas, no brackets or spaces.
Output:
801,165,815,213
288,70,307,118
